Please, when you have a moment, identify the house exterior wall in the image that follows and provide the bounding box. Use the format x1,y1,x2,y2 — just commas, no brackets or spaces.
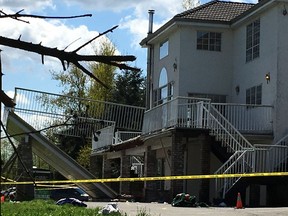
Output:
135,0,288,205
275,2,288,140
232,2,288,140
178,25,233,98
232,6,278,106
152,28,180,95
149,2,288,140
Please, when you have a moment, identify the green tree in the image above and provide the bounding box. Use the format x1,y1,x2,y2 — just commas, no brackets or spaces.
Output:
88,39,116,101
44,65,90,161
76,145,92,169
112,69,146,107
1,139,14,167
51,64,89,114
44,39,117,167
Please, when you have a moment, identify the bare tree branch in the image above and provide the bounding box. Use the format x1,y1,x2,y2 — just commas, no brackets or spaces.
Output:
0,11,140,89
0,9,29,23
0,9,92,21
0,36,140,88
74,25,118,53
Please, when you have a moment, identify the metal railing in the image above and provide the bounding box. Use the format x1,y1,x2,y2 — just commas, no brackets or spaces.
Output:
142,97,211,134
215,150,254,198
204,104,255,198
10,108,115,139
206,105,254,152
254,134,288,172
215,134,288,198
131,156,144,177
14,87,145,132
114,131,142,144
142,98,273,136
212,103,273,134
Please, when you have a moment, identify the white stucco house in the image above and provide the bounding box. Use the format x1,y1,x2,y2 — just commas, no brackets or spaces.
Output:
95,0,288,206
4,0,288,207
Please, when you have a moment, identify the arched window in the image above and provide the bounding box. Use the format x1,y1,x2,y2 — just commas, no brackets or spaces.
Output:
159,68,168,102
153,68,173,106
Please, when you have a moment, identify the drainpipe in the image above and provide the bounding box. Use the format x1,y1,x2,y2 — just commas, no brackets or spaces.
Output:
146,10,155,110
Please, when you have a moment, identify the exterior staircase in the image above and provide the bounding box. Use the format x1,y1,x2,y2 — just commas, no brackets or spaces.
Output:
201,102,288,199
201,103,255,198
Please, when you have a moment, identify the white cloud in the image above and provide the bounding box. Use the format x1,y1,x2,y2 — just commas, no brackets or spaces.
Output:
0,0,55,13
0,8,109,74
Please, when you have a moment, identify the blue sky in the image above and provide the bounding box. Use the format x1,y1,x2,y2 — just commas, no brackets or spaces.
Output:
0,0,257,98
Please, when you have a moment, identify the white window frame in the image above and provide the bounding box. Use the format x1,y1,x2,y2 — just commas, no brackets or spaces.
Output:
246,19,260,62
160,40,169,59
197,31,221,51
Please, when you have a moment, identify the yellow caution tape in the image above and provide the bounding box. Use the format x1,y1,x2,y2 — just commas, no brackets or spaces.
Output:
1,172,288,185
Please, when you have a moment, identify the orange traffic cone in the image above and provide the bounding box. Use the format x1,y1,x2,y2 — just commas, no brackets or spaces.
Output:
235,192,243,209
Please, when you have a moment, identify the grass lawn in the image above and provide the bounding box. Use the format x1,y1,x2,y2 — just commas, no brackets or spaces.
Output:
0,199,124,216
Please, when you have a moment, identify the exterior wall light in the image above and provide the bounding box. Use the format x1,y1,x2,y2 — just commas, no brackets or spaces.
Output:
283,5,287,16
173,62,177,71
235,85,240,95
265,73,270,83
173,58,177,71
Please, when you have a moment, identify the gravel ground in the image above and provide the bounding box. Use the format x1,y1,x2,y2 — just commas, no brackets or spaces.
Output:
86,201,288,216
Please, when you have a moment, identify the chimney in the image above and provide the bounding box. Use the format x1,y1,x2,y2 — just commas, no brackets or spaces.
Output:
148,10,155,34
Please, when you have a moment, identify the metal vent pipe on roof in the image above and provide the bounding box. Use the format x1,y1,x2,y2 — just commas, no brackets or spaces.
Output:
148,10,155,34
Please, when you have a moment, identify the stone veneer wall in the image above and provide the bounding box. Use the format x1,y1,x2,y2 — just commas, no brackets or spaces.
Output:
16,138,34,201
144,146,158,202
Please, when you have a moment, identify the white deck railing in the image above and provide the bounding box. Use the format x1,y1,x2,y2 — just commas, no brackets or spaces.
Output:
212,103,273,134
14,87,145,132
10,107,115,139
114,131,142,144
205,105,254,152
142,98,273,135
142,97,211,134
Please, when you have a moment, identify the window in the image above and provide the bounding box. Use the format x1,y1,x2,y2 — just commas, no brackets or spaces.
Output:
153,68,173,106
160,40,169,59
246,84,262,105
246,19,260,62
197,31,221,51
